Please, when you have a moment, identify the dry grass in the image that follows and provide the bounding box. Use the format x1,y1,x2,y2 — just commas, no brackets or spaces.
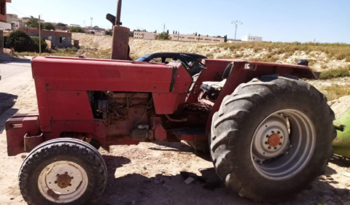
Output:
319,67,350,79
215,42,350,61
319,85,350,101
83,49,111,59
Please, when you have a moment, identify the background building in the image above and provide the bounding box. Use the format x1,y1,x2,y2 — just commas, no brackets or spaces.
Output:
134,31,158,40
169,34,224,43
0,0,11,30
84,26,106,35
241,35,262,42
20,16,44,27
19,28,72,48
69,24,80,27
6,13,21,29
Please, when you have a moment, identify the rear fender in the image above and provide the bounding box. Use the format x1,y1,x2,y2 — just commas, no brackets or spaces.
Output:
204,60,316,133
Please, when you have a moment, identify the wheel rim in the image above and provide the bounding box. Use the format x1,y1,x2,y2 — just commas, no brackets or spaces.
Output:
250,109,316,180
38,161,88,203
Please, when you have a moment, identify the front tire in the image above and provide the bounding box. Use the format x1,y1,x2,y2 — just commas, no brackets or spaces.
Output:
19,138,107,205
210,75,335,202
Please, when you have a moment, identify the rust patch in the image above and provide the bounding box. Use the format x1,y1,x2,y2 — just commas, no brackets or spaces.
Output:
268,134,281,147
56,173,73,189
47,189,60,200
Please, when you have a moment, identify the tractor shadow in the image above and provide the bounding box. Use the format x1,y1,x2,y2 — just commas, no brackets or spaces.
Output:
0,54,31,64
100,165,254,205
149,141,212,161
100,153,350,205
0,92,19,133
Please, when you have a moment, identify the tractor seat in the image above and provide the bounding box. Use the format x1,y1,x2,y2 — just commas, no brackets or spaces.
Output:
201,79,227,91
199,62,232,96
200,79,227,100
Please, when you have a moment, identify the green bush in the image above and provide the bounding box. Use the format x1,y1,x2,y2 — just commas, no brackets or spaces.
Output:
319,68,350,79
42,22,55,31
70,27,85,33
32,38,48,52
105,30,112,36
5,30,35,52
158,32,169,40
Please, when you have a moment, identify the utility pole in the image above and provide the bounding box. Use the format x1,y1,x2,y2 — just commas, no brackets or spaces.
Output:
38,15,41,55
162,23,166,32
231,20,242,40
90,17,93,28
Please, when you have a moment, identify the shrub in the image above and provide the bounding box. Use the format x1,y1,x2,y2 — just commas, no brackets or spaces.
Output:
5,30,35,52
158,32,169,40
42,22,55,31
32,38,48,52
70,27,85,33
105,30,112,36
319,68,350,79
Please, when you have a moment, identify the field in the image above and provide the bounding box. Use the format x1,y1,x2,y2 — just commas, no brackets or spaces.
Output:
12,34,350,101
2,36,350,204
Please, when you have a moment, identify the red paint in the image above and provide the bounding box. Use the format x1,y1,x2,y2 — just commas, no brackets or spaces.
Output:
6,56,316,156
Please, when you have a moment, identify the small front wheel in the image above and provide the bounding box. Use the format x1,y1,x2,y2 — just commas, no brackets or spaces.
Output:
19,138,107,205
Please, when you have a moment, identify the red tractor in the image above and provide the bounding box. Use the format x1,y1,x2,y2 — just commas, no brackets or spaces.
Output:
5,2,335,205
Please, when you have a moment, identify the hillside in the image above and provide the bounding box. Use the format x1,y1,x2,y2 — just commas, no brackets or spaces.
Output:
72,33,350,72
12,34,350,101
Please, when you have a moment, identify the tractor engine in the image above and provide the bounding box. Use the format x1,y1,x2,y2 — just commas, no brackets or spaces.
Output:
89,91,152,140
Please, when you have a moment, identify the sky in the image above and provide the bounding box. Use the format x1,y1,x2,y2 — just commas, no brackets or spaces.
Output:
7,0,350,43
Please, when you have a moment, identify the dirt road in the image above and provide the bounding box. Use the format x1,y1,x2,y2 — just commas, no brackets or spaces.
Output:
1,60,350,205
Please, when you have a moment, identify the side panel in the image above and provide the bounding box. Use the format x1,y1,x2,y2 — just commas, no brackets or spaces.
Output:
32,57,192,131
152,93,187,114
46,91,93,120
35,79,51,132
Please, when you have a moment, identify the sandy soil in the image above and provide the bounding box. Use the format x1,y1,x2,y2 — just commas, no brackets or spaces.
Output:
1,61,350,205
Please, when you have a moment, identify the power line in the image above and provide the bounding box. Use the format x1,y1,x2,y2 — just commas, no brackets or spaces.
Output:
231,20,243,40
7,5,29,17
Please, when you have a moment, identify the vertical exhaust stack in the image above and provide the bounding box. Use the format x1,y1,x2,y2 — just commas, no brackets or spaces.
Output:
111,0,130,60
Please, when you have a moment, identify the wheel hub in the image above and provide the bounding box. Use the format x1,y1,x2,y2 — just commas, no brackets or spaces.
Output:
56,173,73,189
252,115,289,161
250,109,316,180
268,134,281,147
38,161,88,203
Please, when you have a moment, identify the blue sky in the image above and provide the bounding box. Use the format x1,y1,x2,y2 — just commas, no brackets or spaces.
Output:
7,0,350,43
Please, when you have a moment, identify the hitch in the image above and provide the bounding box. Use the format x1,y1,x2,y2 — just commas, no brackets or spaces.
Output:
335,124,346,132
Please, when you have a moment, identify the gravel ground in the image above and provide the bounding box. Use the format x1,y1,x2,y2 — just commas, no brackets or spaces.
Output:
1,60,350,205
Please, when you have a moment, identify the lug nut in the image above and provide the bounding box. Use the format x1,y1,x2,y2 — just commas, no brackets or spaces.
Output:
265,142,268,144
274,147,277,150
280,136,283,139
271,131,275,134
279,142,282,145
266,135,269,138
268,146,271,149
277,131,280,134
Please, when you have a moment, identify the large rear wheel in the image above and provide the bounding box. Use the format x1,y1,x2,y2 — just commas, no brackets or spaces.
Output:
210,75,335,202
19,138,107,205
